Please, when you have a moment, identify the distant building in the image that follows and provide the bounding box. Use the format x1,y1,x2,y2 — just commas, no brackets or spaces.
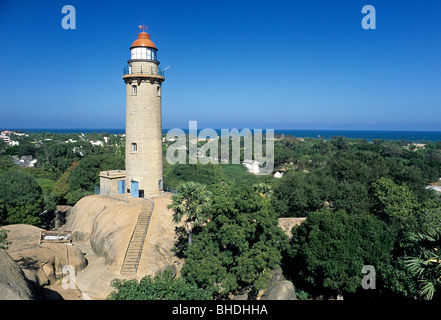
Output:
426,185,441,193
243,159,260,175
0,135,10,143
274,172,284,178
13,155,37,167
29,159,38,167
13,132,28,137
90,140,103,146
0,134,20,146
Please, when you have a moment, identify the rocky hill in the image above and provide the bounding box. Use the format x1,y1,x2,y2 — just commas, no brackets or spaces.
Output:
65,195,183,278
0,224,87,299
0,249,37,300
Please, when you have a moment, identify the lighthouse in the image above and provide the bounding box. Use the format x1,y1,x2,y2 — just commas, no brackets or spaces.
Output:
122,28,165,197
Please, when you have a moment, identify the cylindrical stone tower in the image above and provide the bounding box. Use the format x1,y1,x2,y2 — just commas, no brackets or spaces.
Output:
123,29,165,197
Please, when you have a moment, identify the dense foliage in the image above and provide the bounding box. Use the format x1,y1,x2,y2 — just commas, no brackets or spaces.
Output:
176,183,289,298
168,181,212,245
107,269,211,300
0,170,43,226
0,132,124,226
289,210,396,297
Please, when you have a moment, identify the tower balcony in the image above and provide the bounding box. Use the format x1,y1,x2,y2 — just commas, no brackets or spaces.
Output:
123,65,165,77
122,65,165,83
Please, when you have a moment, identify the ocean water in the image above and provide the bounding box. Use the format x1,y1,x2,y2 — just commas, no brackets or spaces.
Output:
8,128,441,142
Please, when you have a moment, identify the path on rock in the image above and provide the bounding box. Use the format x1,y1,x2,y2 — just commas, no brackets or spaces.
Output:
72,242,128,300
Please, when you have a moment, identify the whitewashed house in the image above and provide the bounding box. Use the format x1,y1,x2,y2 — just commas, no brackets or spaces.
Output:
274,171,284,178
243,159,260,175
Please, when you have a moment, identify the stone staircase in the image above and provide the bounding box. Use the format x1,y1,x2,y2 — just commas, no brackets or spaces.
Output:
120,199,154,275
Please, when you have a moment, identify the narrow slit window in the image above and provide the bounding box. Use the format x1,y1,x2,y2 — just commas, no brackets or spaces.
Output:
132,143,137,152
132,85,137,95
157,86,161,97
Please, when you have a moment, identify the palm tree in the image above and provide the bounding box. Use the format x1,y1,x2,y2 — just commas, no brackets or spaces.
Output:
405,228,441,300
167,181,212,245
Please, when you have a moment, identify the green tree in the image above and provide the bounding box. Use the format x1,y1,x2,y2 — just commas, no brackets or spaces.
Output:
107,269,210,300
289,210,395,298
0,170,43,226
168,181,212,245
405,228,441,300
36,143,81,175
67,154,124,204
164,163,225,189
371,177,420,223
0,156,15,172
181,183,289,297
253,182,273,199
74,154,123,188
272,171,327,217
53,171,71,204
371,179,441,299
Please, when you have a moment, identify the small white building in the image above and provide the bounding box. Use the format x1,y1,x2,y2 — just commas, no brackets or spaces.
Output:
0,135,10,143
426,185,441,193
90,140,104,146
29,159,38,167
9,140,19,146
274,171,284,178
243,159,260,175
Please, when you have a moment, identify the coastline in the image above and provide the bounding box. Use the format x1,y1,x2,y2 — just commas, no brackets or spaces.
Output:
3,128,441,142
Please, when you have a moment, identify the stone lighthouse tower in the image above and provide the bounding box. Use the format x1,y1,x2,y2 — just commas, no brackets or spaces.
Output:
122,28,165,197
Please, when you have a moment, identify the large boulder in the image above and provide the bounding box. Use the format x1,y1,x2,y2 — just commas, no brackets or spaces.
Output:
232,268,297,300
65,195,183,277
261,280,297,300
260,268,297,300
2,224,87,287
66,196,140,271
278,217,306,239
0,250,38,300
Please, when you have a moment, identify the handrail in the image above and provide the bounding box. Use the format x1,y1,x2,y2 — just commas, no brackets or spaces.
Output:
95,187,174,200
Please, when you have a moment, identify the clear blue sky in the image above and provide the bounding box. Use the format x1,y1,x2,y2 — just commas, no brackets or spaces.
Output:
0,0,440,130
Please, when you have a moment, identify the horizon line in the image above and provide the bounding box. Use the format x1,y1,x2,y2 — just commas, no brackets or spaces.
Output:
3,128,441,133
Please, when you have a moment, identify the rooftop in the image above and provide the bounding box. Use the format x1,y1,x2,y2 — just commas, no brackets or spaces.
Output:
130,31,157,50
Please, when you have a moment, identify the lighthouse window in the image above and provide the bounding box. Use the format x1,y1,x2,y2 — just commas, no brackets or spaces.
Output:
132,143,137,152
132,85,137,95
157,86,161,97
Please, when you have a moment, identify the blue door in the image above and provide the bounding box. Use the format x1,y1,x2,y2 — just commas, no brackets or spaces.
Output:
131,181,139,198
118,180,125,194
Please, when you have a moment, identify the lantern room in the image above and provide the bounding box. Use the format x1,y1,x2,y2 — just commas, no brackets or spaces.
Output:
130,32,158,61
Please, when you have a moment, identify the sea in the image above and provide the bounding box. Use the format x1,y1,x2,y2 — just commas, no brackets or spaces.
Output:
9,128,441,142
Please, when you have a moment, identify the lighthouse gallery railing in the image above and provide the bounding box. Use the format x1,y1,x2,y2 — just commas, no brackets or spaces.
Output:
123,65,165,77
